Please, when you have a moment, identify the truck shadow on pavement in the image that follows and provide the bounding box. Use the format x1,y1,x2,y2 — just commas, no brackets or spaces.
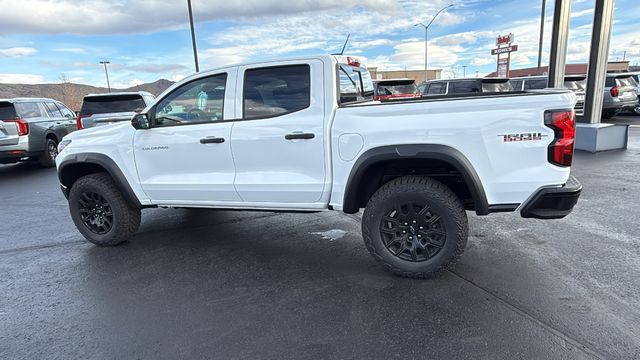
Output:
74,209,597,359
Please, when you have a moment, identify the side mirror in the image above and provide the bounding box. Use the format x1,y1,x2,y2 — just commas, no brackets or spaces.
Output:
131,113,150,129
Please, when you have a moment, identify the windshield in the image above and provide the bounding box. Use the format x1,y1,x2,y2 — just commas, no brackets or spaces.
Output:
81,95,146,115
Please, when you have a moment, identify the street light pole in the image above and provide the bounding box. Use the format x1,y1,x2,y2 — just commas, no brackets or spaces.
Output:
99,61,111,92
187,0,199,72
537,0,547,69
415,4,454,83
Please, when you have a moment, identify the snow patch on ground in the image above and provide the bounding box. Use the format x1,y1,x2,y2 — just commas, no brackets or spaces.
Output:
311,229,347,242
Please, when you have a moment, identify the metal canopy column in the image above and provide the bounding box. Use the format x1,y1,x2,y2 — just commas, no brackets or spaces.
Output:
580,0,616,124
547,0,572,88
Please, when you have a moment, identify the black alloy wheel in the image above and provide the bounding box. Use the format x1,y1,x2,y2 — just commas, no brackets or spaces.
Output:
78,191,114,235
380,202,446,262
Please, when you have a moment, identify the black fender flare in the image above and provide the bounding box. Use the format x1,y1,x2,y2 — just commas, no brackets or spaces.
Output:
58,152,142,209
342,144,490,215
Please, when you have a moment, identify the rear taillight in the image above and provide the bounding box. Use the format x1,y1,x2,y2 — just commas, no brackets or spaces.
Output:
3,118,29,136
544,110,575,167
610,86,619,97
76,114,87,130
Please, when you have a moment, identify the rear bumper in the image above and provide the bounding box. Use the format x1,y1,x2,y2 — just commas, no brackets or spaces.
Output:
520,175,582,219
0,150,39,164
603,98,639,111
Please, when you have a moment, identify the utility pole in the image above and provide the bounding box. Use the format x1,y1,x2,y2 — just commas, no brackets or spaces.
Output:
99,61,111,92
623,50,626,61
537,0,547,69
187,0,199,72
462,65,467,78
415,4,454,83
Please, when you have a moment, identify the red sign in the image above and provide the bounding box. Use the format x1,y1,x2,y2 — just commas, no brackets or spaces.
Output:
496,33,514,46
491,45,518,55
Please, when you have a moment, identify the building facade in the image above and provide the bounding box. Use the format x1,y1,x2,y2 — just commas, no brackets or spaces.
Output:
368,67,442,84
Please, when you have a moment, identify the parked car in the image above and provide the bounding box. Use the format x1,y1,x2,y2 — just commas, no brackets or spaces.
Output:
56,55,580,279
509,75,586,115
602,74,639,118
77,91,155,129
419,78,513,96
0,98,76,167
372,79,421,101
614,72,640,115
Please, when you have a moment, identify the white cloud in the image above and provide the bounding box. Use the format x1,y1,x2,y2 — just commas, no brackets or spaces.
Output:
128,79,145,87
352,39,394,49
0,73,45,84
53,48,87,54
0,47,38,57
571,9,593,18
0,0,398,35
471,57,494,66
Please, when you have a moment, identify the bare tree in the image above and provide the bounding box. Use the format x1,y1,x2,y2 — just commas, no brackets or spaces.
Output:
59,73,72,106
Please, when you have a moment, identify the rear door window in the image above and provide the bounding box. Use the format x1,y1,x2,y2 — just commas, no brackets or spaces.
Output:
450,81,480,94
524,79,548,90
81,95,146,115
0,102,17,119
605,77,616,87
426,82,446,95
509,80,523,91
14,102,45,118
44,102,63,117
243,65,311,119
55,103,76,118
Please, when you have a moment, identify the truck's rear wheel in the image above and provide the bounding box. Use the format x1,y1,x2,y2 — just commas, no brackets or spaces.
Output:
68,173,141,246
362,176,468,278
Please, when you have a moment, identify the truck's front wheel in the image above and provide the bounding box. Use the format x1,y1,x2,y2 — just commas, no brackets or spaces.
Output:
362,176,468,278
68,173,141,246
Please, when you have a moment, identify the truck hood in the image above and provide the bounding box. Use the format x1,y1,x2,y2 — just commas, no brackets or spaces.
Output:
65,121,134,142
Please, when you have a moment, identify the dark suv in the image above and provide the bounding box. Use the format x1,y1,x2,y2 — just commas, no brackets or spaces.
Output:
419,78,513,96
77,91,155,129
0,98,77,166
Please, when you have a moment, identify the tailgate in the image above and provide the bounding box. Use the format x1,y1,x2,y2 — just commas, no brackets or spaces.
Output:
0,102,20,147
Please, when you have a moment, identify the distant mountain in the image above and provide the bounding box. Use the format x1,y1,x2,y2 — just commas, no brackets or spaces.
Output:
0,79,175,111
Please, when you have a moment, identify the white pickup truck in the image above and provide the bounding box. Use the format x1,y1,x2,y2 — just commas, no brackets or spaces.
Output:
56,55,581,278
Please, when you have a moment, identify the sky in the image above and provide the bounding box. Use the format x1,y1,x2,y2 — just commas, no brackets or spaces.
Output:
0,0,638,88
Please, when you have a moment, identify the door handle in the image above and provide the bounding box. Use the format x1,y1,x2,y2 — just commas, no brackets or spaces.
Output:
200,136,225,144
285,132,315,140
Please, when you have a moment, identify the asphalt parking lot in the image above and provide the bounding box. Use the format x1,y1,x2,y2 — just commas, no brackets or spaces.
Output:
1,121,639,359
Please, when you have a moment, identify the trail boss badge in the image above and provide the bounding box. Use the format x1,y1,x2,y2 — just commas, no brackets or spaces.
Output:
498,132,548,142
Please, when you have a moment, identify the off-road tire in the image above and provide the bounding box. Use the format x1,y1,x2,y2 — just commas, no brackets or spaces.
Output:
362,176,468,279
69,172,141,246
39,138,58,167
